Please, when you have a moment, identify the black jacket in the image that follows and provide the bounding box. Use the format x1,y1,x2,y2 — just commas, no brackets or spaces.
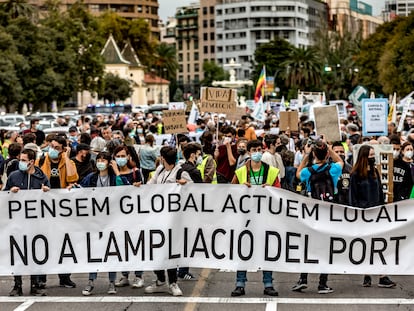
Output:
4,166,50,190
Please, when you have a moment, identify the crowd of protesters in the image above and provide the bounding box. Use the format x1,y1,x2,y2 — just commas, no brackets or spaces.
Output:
0,107,412,297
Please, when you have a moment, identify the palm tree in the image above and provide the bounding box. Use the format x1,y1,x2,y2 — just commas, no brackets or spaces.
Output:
154,42,178,81
281,46,322,91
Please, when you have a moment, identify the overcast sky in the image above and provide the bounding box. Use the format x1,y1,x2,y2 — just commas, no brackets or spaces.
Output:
158,0,383,22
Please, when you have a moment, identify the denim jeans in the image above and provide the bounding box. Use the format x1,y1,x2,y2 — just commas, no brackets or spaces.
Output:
121,271,143,278
89,272,117,282
236,270,273,288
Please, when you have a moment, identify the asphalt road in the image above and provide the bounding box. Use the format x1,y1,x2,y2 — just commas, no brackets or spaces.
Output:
1,269,413,311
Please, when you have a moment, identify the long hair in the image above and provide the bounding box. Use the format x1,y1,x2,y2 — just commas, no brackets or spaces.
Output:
351,144,375,179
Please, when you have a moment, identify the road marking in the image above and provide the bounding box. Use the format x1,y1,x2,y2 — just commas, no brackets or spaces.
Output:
183,268,211,311
265,301,277,311
13,300,35,311
1,297,414,304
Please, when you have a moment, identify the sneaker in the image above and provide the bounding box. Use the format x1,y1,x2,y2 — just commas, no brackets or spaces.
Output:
378,276,396,288
30,287,47,296
60,277,76,288
9,286,23,296
318,284,334,294
115,276,129,287
107,282,117,294
82,281,94,296
169,282,183,296
263,287,278,296
231,286,245,297
363,275,372,287
132,277,144,288
144,280,169,294
292,279,308,292
178,273,197,281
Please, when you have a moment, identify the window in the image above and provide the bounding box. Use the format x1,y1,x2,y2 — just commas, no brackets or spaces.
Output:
203,7,207,15
210,6,214,14
210,46,215,53
210,19,214,27
203,33,208,40
194,52,199,60
203,20,208,27
204,46,208,53
210,32,215,40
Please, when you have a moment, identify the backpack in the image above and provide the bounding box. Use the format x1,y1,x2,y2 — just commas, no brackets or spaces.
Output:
308,163,335,202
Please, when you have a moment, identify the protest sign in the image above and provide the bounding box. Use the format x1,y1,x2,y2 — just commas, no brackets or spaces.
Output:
200,87,237,113
162,109,187,134
362,98,388,136
0,185,412,276
279,111,298,132
313,105,340,142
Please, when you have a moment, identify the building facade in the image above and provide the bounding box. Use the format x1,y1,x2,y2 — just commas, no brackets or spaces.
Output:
214,0,328,79
383,0,414,20
29,0,160,39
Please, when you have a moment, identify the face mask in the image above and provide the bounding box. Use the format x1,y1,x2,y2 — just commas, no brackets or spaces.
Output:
368,157,376,166
129,132,135,138
19,161,29,171
48,148,60,160
196,155,203,165
223,137,232,144
96,162,107,171
35,124,42,130
137,128,143,134
251,152,262,162
339,155,346,162
405,151,413,159
115,157,128,167
393,150,399,159
299,134,304,139
238,149,246,155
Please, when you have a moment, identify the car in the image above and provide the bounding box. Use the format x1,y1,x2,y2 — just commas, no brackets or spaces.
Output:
0,114,26,126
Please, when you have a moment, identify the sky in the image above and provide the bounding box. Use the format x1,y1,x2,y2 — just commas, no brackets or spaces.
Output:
157,0,383,23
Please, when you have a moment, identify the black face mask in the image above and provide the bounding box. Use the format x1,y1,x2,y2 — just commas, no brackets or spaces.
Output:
368,157,376,166
238,149,246,155
339,155,346,162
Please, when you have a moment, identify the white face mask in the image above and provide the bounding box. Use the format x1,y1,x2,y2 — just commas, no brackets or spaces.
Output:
196,155,203,165
393,150,399,159
405,151,413,159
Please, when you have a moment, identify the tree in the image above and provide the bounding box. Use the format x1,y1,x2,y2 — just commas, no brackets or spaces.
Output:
201,60,229,86
99,72,133,103
0,0,36,21
281,46,322,91
154,42,178,81
252,38,293,97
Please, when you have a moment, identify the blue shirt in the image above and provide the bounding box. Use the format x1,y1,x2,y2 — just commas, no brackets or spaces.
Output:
300,162,342,193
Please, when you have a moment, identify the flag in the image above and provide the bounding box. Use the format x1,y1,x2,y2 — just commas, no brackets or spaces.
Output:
388,92,397,123
187,102,199,125
252,97,266,122
254,66,266,103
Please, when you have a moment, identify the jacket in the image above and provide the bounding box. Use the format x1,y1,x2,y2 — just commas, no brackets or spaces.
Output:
36,153,78,188
4,166,50,190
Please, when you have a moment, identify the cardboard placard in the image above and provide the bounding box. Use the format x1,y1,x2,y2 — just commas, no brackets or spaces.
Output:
200,87,237,113
162,109,187,134
279,111,298,131
362,98,388,136
313,105,340,142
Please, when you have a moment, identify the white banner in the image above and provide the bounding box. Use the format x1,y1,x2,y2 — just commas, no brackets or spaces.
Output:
0,185,412,276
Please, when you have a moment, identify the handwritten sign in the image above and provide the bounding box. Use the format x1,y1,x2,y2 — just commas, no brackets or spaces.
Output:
362,98,388,136
162,109,187,134
200,87,237,113
279,111,298,131
314,105,341,142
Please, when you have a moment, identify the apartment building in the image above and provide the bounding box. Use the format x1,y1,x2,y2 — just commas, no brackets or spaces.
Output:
383,0,414,20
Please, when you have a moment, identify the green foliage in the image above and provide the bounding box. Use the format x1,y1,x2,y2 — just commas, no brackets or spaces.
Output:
201,60,229,86
99,72,133,103
173,88,184,102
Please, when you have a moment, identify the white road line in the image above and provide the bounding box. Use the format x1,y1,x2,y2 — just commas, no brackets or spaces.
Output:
13,300,35,311
1,297,414,304
265,302,277,311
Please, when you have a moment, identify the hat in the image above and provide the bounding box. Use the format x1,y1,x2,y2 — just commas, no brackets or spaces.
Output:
24,143,40,153
69,126,78,133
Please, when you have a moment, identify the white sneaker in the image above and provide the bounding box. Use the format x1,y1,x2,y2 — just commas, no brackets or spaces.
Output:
115,277,129,287
132,277,144,288
144,280,169,294
82,281,94,296
107,282,117,295
169,283,183,296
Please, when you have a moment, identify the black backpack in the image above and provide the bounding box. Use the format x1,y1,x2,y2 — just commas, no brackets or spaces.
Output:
308,163,335,202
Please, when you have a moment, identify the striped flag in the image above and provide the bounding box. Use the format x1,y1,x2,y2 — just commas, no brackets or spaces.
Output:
254,66,266,103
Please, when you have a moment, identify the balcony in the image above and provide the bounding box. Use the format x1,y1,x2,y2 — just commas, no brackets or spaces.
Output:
176,10,198,19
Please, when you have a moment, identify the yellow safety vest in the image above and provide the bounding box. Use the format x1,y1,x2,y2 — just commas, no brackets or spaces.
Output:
197,154,217,184
235,163,279,185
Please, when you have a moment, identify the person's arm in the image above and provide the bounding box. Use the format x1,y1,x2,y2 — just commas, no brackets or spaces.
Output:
296,142,312,179
225,143,236,166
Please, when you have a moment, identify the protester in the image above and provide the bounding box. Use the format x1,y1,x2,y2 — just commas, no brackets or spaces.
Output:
214,126,237,183
5,148,50,296
80,151,127,295
393,141,414,201
292,137,343,294
230,139,280,297
349,144,396,288
144,146,193,296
